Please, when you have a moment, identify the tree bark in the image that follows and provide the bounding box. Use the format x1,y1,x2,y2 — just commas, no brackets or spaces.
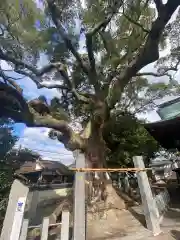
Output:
84,125,126,210
84,131,126,237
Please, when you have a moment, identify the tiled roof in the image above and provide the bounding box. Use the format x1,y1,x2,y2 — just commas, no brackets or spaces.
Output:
15,160,73,175
39,160,72,175
144,116,180,150
15,161,40,174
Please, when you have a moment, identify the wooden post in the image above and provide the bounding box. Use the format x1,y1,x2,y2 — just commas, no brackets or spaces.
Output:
0,179,29,240
133,156,161,236
61,210,70,240
19,219,29,240
73,150,86,240
40,217,49,240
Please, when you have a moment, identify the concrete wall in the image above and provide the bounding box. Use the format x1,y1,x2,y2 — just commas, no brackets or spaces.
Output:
25,187,72,212
24,186,72,225
0,180,29,240
1,180,73,239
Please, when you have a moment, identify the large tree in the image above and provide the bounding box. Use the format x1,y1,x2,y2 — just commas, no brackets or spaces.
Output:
0,0,180,207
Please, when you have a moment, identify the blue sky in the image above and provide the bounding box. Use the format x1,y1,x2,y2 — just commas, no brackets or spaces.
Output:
1,60,74,165
1,0,179,165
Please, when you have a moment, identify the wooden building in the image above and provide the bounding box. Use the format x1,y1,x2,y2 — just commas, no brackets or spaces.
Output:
15,160,74,184
145,97,180,183
144,97,180,150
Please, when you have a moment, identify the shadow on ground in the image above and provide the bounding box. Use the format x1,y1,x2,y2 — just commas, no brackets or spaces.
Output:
171,230,180,239
113,186,147,228
128,207,146,228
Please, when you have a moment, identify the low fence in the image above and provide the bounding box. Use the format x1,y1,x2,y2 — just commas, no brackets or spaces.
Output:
114,172,170,219
0,179,73,240
1,154,171,239
20,210,70,240
154,189,170,217
113,172,141,203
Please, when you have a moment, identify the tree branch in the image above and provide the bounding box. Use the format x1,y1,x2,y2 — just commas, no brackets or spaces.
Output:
0,51,91,104
85,16,114,92
106,0,180,109
0,82,32,122
136,71,173,80
56,65,91,103
85,1,123,92
137,60,180,80
0,82,85,150
99,31,110,56
123,13,150,33
86,15,114,73
47,0,89,76
0,49,63,77
26,112,86,150
154,0,163,13
0,67,23,93
15,66,90,104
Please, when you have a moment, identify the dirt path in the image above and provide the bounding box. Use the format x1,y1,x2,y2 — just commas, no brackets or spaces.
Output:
86,185,180,239
87,208,152,240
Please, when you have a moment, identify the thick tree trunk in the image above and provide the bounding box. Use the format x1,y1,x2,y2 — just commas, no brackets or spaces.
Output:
84,128,126,211
84,132,127,239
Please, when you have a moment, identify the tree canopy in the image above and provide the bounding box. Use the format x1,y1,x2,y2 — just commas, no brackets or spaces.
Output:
0,0,180,169
104,114,160,167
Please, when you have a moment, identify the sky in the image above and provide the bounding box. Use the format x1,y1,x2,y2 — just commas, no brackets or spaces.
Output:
1,60,74,165
1,1,180,165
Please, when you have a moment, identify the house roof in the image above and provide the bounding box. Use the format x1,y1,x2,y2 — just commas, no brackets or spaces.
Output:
15,161,40,174
40,160,73,175
144,116,180,150
15,160,73,175
158,96,180,109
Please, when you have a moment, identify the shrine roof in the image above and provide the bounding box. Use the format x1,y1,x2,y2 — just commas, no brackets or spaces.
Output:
144,116,180,150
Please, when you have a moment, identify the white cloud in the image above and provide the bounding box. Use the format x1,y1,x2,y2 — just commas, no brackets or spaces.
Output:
18,77,60,101
0,60,13,70
14,127,74,166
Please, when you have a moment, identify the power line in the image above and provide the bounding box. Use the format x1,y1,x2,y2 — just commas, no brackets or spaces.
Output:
25,148,72,155
13,146,73,155
12,136,75,157
14,138,73,155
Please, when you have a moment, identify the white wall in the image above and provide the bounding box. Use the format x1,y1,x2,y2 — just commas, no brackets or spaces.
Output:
25,187,71,212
